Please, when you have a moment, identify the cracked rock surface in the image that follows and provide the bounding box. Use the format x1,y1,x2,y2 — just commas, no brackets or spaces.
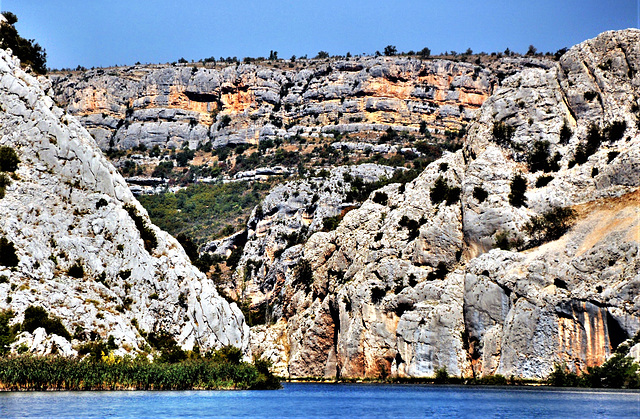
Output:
0,49,249,356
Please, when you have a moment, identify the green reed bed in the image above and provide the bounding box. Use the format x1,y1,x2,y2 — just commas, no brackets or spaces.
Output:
0,355,281,391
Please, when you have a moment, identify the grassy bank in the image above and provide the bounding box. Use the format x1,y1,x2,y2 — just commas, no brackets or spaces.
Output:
0,355,281,391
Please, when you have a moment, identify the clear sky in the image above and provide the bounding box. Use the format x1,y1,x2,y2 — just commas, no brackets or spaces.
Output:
3,0,637,70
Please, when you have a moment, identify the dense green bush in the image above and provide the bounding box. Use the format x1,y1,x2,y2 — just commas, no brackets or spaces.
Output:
67,261,84,278
0,173,10,198
0,237,18,267
572,124,602,165
0,13,47,74
473,186,488,203
603,120,626,143
528,141,560,173
372,191,388,206
434,367,449,384
0,310,16,355
151,160,174,178
508,174,527,207
322,215,341,232
559,119,573,144
524,207,576,248
492,121,515,146
21,306,71,340
370,286,386,304
427,262,449,281
0,355,281,390
548,354,640,389
399,215,422,241
430,177,460,206
535,175,554,188
295,259,314,291
0,146,19,172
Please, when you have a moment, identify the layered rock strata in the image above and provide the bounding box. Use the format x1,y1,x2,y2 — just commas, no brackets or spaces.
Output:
244,30,640,379
50,57,497,150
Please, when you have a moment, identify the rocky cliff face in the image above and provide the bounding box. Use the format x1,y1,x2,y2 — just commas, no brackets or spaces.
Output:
245,30,640,379
50,57,496,151
0,49,249,356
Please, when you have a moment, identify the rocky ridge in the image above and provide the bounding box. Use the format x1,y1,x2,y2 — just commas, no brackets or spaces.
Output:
0,49,249,356
50,57,499,151
241,30,640,379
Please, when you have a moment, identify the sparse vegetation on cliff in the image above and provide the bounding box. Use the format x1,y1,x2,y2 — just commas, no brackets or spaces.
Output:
508,174,527,207
548,345,640,388
524,207,576,248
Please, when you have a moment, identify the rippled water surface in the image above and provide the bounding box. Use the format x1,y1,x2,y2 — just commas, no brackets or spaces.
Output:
0,383,638,418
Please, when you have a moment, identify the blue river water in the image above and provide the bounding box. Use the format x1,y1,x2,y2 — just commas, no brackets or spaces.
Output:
0,383,638,418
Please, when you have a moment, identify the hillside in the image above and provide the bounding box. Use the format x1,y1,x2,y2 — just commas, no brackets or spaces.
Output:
48,54,551,241
1,28,638,383
239,29,640,379
0,48,248,357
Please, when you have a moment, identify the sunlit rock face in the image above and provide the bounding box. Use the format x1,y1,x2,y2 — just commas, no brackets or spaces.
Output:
0,49,249,356
244,30,640,379
49,57,498,150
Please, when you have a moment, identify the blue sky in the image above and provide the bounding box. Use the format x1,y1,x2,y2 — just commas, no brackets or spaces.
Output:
3,1,637,70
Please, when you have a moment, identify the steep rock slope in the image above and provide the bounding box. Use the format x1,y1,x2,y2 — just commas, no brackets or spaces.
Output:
0,49,249,355
248,30,640,378
50,57,497,150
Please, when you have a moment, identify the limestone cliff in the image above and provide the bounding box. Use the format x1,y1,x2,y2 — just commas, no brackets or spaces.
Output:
50,57,497,151
245,30,640,379
0,49,249,356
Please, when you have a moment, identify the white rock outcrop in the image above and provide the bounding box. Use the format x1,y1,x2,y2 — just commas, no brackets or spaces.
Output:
0,49,249,355
248,30,640,379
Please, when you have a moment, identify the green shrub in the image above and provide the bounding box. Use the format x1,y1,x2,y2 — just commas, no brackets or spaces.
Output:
445,187,461,205
295,259,313,291
399,215,421,241
573,124,602,165
372,191,388,206
473,186,488,203
494,230,513,250
0,146,19,172
508,174,527,207
0,237,18,267
322,215,341,232
430,177,459,206
607,151,620,162
208,345,243,365
151,160,174,178
535,175,554,188
584,91,597,101
95,198,108,209
371,286,386,304
0,354,281,390
427,261,449,281
0,173,10,198
492,121,515,145
146,331,186,364
559,119,573,144
524,207,576,247
67,261,84,278
434,367,449,384
0,13,47,74
603,120,626,143
21,306,71,340
0,309,16,355
528,141,560,173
